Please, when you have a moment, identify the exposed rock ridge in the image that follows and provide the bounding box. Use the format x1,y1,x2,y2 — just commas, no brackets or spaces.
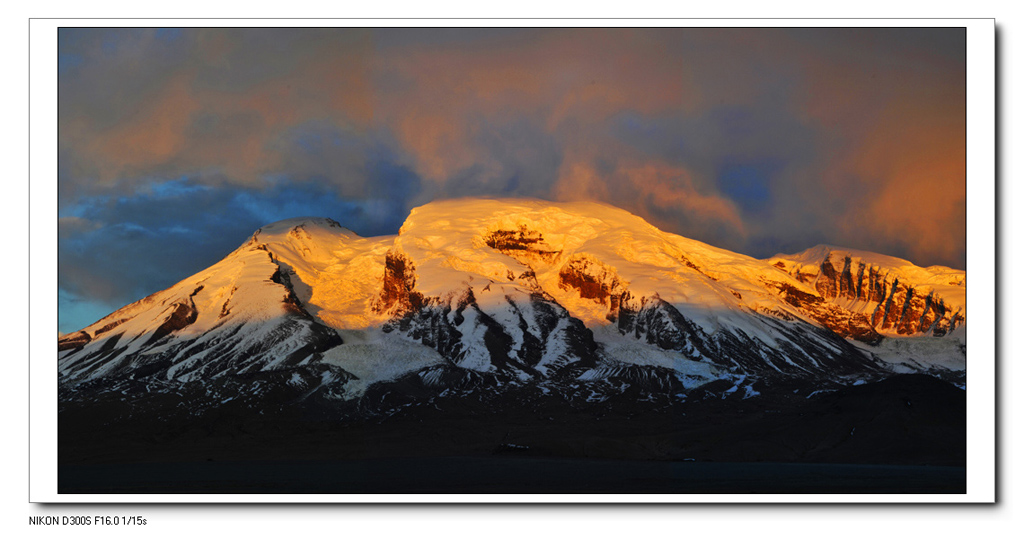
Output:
373,250,424,315
769,248,965,338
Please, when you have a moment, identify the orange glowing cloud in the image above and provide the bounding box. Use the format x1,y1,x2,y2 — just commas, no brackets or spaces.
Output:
552,161,610,202
841,102,966,265
60,29,377,187
373,29,702,184
623,163,748,237
553,159,747,243
791,33,966,266
88,74,201,180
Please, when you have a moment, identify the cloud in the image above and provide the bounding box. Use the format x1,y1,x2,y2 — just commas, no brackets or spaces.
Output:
553,160,748,248
59,28,376,192
371,29,704,183
832,102,967,267
784,28,967,267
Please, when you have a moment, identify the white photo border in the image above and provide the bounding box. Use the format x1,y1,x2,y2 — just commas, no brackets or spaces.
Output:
29,18,996,504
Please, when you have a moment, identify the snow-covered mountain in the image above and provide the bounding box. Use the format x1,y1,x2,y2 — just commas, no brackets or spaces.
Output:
58,198,967,408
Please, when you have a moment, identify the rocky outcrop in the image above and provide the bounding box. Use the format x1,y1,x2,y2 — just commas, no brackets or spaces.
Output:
616,292,707,357
819,256,963,337
772,252,964,338
765,280,882,344
57,331,91,352
144,300,199,346
384,286,599,378
375,243,600,379
484,225,561,265
59,310,345,384
557,254,627,319
615,292,882,379
373,250,424,315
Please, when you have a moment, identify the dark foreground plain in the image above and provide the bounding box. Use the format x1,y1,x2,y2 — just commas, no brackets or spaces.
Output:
59,458,965,494
58,374,966,494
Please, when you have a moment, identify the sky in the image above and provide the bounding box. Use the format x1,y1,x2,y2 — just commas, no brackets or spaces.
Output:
57,27,967,334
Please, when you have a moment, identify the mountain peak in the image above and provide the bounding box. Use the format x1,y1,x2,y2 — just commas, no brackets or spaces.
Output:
59,197,967,394
252,217,351,241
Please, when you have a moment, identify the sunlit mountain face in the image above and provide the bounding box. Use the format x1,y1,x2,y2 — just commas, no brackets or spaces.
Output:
58,199,966,494
60,199,965,385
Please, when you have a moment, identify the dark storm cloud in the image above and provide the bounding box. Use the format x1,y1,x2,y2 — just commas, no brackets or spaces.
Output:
57,27,966,331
